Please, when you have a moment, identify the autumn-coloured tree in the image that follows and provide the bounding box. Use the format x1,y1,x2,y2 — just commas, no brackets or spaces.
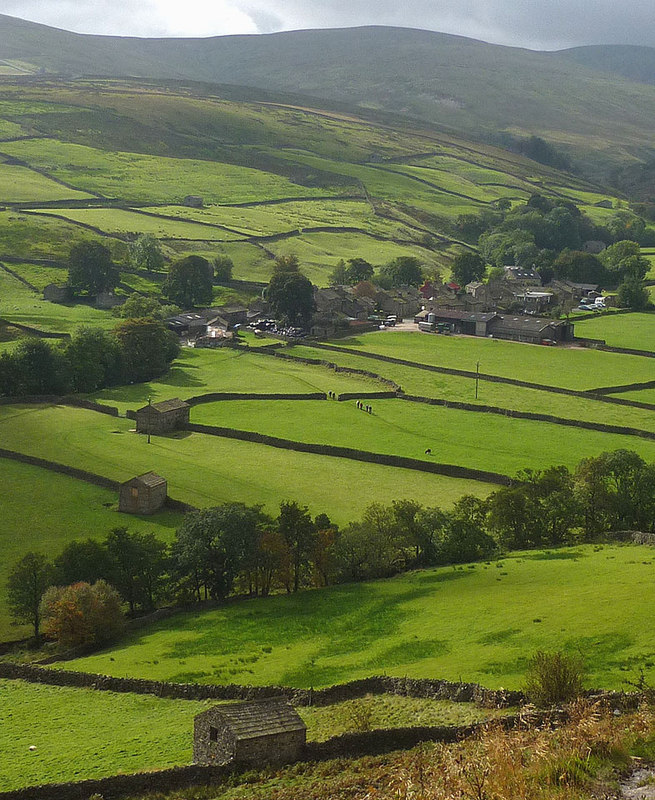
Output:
40,580,124,649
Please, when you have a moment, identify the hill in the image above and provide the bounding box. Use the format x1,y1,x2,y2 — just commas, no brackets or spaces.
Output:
4,17,655,184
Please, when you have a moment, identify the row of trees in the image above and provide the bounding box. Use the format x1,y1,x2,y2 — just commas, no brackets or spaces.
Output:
0,318,179,397
328,255,426,290
9,449,654,645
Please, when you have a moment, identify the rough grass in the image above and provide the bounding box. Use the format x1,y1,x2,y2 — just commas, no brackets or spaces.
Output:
0,456,182,641
63,544,655,691
0,139,343,205
0,163,92,203
190,397,655,475
0,404,488,522
573,312,655,352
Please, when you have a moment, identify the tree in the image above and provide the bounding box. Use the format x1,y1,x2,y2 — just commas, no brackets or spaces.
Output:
6,552,54,640
113,317,179,383
329,259,348,286
553,250,607,285
214,255,234,284
345,258,374,284
6,338,71,396
277,501,316,593
114,294,168,320
601,240,649,282
450,252,486,287
617,276,650,310
65,327,122,392
105,527,168,613
265,256,315,326
377,256,424,288
164,255,213,308
68,241,118,295
40,580,124,648
129,234,165,272
172,504,269,601
54,539,113,587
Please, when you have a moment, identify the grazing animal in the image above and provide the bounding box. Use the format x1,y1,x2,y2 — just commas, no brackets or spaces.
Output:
425,448,432,455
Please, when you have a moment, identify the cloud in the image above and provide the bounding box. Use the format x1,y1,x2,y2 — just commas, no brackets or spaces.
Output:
4,0,655,49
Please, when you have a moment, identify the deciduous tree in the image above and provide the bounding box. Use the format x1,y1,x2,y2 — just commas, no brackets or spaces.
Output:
7,552,54,640
68,241,118,295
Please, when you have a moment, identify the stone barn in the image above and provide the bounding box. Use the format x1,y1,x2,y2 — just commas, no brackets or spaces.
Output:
193,700,306,767
135,398,190,435
119,472,167,515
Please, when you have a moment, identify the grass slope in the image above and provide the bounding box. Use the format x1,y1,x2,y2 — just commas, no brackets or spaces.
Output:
64,544,655,691
0,404,488,521
0,457,181,641
573,312,655,352
190,398,655,475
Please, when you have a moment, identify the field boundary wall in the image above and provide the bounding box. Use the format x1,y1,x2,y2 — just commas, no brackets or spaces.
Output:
0,261,39,291
0,395,118,415
297,342,655,410
399,394,655,441
0,317,70,339
185,422,511,485
0,662,523,707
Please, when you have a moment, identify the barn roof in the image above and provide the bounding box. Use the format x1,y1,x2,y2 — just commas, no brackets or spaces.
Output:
137,398,189,414
198,700,306,740
122,472,166,489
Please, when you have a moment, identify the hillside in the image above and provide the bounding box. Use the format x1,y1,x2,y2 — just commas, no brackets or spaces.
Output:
4,17,655,184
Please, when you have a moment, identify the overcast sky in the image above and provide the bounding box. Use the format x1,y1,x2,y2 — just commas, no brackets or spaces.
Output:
2,0,655,50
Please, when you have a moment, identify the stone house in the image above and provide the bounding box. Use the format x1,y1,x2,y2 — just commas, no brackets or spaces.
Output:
135,398,190,434
503,266,541,287
194,700,306,767
43,283,73,303
119,472,167,515
165,312,208,338
183,195,204,208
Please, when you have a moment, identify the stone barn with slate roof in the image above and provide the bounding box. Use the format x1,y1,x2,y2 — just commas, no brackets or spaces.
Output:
193,700,306,767
135,398,189,435
119,472,167,515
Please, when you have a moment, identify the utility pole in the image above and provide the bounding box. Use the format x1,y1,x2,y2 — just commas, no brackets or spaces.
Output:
147,396,151,445
475,361,480,400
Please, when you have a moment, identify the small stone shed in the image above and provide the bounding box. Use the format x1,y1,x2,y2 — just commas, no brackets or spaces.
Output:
119,472,167,515
135,398,190,434
193,700,306,767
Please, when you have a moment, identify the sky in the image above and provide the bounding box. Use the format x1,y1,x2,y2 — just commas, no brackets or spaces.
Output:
2,0,655,51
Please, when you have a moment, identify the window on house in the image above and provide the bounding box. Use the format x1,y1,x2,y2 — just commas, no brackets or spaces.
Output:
131,488,139,498
209,726,219,742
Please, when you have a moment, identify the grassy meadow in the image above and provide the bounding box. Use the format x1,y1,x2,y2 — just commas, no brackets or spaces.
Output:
331,331,655,391
190,397,655,475
63,544,655,691
0,404,488,522
573,312,655,351
0,457,182,640
0,680,498,790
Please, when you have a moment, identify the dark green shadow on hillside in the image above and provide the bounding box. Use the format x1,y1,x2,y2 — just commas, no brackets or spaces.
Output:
526,550,584,561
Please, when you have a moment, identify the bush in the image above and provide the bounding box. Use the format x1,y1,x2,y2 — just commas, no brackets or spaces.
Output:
525,650,585,706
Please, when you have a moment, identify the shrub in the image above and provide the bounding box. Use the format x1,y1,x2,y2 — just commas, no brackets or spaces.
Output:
525,650,585,706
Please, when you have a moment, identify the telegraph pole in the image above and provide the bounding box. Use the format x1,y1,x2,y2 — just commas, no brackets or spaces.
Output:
147,396,151,445
475,361,480,400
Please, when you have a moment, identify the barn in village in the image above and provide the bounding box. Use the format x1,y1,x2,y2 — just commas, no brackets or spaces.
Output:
193,700,306,767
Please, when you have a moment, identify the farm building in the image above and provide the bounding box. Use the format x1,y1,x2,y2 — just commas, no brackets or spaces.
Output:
183,195,204,207
43,283,73,303
193,700,306,767
119,472,167,515
135,398,190,434
415,310,574,343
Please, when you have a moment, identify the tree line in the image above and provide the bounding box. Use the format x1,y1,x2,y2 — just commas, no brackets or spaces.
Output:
8,448,654,647
0,318,179,397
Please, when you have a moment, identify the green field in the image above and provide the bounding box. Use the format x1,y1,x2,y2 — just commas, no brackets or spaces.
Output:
88,347,384,414
0,680,496,790
0,404,487,522
63,544,655,691
0,680,206,790
573,312,655,351
285,344,655,433
0,457,182,640
331,331,655,391
0,269,116,333
190,397,655,475
0,163,92,203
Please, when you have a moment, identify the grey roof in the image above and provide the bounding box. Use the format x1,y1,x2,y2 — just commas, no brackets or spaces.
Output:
198,700,306,740
137,397,189,414
123,471,166,489
488,315,568,333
